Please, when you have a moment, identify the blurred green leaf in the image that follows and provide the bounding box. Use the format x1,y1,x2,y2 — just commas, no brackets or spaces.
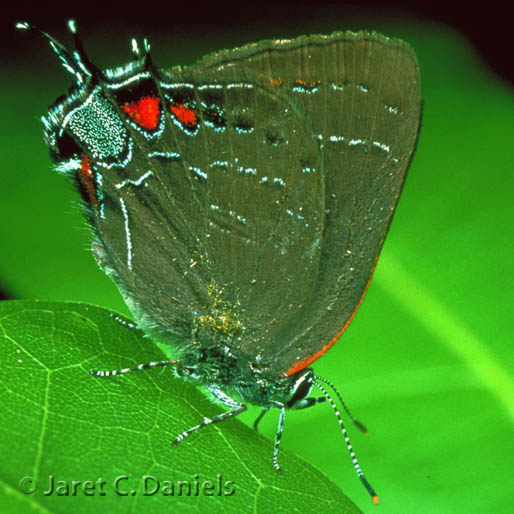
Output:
0,300,361,513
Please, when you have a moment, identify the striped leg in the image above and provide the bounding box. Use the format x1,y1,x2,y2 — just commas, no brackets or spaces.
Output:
90,313,179,377
255,396,326,432
271,404,286,473
253,401,289,472
173,386,247,446
173,404,247,446
292,396,326,410
90,359,180,377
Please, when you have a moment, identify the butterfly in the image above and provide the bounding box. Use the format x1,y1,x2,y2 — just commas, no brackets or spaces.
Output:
18,20,421,503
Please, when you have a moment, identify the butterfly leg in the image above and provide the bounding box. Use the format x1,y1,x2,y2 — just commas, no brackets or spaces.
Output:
254,399,326,472
253,407,270,432
173,386,247,446
271,403,286,473
90,359,179,377
254,396,325,433
290,396,327,410
89,312,178,376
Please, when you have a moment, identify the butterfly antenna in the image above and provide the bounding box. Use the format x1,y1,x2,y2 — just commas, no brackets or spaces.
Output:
313,378,379,505
314,374,369,434
16,19,97,83
130,37,153,69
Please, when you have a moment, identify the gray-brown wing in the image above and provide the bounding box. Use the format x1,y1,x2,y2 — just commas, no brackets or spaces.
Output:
92,32,421,371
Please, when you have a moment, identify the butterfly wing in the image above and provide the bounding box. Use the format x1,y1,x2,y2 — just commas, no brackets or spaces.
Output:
46,32,420,372
182,33,422,375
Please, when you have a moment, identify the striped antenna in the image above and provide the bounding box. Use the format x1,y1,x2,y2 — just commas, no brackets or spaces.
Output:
314,375,368,434
313,379,379,505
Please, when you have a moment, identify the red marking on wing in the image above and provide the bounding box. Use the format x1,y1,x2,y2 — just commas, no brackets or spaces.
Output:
284,264,377,377
80,154,98,207
269,77,284,87
170,102,197,128
121,96,160,130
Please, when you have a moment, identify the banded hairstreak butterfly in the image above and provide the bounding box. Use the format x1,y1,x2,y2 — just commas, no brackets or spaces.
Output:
18,20,421,503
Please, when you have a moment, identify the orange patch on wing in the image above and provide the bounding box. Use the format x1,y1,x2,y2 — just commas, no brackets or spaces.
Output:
80,154,98,207
170,102,197,128
269,77,284,88
121,96,161,130
293,78,320,89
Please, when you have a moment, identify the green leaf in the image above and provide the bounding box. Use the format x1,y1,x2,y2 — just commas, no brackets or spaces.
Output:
0,300,361,513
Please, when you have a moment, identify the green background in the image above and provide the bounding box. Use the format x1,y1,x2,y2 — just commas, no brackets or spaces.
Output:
1,7,513,514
